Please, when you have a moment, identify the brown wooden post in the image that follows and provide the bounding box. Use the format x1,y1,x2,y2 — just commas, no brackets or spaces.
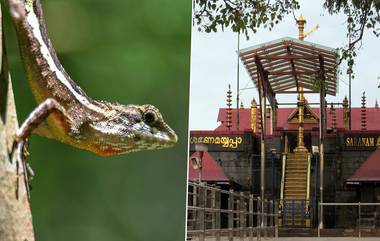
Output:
259,78,267,232
270,200,274,233
240,192,245,240
318,55,326,230
257,196,261,241
199,184,206,241
275,200,279,238
216,189,221,241
249,195,254,241
229,189,234,241
263,199,267,238
211,188,216,239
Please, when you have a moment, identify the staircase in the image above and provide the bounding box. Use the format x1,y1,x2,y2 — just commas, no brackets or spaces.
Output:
284,152,309,200
280,151,311,227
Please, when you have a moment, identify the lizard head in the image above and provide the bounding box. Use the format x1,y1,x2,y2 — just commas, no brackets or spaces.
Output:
90,103,178,156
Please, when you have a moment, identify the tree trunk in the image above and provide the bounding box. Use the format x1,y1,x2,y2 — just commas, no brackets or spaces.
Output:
0,3,35,240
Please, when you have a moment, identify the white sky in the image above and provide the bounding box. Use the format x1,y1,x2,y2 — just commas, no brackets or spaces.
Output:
189,0,380,130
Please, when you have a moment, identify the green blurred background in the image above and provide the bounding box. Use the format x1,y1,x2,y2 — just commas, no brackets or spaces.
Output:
3,0,190,240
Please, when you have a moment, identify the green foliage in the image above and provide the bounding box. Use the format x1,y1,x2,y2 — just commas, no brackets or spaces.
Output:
194,0,380,75
194,0,300,37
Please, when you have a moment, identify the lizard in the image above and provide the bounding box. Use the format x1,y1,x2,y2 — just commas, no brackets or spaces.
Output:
7,0,178,196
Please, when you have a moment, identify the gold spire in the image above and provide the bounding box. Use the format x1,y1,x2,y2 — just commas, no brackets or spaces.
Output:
226,84,232,130
251,99,257,133
295,87,307,152
342,96,349,130
240,101,244,109
361,92,367,130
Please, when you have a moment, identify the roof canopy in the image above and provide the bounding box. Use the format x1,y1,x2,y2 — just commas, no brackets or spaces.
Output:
347,148,380,183
239,37,339,96
188,151,229,182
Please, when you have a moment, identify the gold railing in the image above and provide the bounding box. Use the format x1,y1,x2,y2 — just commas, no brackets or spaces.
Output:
280,154,287,206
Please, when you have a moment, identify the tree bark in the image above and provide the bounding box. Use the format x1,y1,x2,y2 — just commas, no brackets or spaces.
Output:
0,2,35,240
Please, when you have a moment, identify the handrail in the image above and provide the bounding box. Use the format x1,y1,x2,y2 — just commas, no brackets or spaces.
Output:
318,202,380,238
187,181,279,240
320,202,380,206
280,153,286,204
306,153,311,202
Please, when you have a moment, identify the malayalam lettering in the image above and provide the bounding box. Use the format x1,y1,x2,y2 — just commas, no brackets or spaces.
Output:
190,136,243,149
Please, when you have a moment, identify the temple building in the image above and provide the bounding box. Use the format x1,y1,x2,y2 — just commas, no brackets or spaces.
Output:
188,16,380,229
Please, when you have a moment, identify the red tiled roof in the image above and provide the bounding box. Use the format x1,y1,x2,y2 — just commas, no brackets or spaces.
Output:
347,148,380,182
188,151,229,182
216,107,380,132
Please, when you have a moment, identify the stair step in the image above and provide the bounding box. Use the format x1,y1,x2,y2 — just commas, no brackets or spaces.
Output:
286,161,308,165
284,194,307,197
285,171,307,175
285,164,308,168
285,188,306,190
284,191,307,194
284,197,306,200
282,153,309,210
284,187,307,190
285,167,307,173
284,193,306,196
285,185,307,189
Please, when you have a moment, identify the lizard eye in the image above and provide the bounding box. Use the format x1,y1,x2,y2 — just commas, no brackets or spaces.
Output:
143,110,158,125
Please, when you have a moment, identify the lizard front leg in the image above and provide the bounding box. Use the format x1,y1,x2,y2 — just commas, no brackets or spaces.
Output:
15,98,69,199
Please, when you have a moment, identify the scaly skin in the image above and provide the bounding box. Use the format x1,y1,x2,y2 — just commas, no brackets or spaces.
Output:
8,0,178,156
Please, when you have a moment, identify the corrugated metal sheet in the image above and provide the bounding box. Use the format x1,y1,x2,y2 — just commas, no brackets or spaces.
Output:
238,37,339,96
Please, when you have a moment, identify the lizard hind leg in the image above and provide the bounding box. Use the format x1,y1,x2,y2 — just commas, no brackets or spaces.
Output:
14,98,69,199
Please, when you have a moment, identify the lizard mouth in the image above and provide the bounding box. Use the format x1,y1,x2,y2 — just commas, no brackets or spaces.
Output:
131,122,178,147
151,128,178,145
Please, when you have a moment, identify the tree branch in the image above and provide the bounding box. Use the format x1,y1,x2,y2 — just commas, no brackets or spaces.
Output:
0,2,35,240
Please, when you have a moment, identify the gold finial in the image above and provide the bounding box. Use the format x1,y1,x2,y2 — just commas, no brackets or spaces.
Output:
240,101,244,108
226,84,232,129
296,15,307,40
251,98,257,133
296,15,319,40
